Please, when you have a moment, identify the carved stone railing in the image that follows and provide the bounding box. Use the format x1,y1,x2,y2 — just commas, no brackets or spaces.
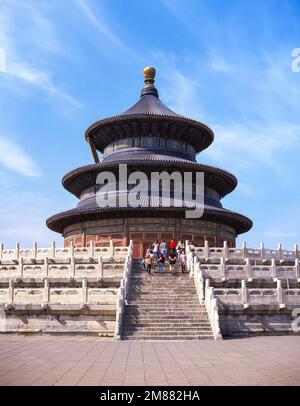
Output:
0,241,129,261
214,280,300,308
0,278,118,307
204,280,222,340
0,258,125,280
199,259,300,281
114,240,134,340
187,240,300,338
191,241,299,261
194,264,205,304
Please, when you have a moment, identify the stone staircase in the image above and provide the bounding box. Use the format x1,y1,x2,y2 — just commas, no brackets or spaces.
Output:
122,262,214,340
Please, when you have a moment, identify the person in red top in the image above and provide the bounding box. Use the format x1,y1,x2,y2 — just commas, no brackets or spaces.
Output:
170,238,177,254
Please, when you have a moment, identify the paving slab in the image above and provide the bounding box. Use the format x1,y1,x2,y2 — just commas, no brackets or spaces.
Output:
0,335,299,386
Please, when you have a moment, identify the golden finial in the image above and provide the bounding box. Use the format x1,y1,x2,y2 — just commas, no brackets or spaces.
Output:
143,66,156,87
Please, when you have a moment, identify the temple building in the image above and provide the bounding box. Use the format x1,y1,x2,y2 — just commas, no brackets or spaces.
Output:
46,67,252,258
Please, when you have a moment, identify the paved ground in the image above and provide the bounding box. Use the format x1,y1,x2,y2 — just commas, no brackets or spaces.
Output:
0,335,299,386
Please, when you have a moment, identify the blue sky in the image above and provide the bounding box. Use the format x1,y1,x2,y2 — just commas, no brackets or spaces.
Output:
0,0,300,249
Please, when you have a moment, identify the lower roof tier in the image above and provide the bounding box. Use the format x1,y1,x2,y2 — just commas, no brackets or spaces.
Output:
62,159,237,199
46,204,252,235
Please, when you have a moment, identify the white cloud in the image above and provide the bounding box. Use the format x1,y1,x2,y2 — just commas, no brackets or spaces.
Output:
75,0,136,57
0,48,6,73
210,55,232,73
204,122,300,171
264,230,296,238
0,136,40,176
0,2,81,107
76,0,121,47
8,62,82,107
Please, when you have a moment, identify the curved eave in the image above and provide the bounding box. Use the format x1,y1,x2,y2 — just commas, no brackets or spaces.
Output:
85,113,214,154
46,205,252,236
62,160,237,199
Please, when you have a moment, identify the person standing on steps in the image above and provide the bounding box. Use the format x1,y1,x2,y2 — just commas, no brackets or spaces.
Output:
140,257,146,271
152,239,160,261
170,238,177,254
160,240,167,258
168,251,177,274
176,240,184,258
145,252,153,274
180,249,187,273
157,252,165,273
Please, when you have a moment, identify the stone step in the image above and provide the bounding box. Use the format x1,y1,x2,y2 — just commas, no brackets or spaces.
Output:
123,326,212,332
129,299,199,303
122,334,214,340
126,305,206,317
125,305,205,310
122,265,214,341
130,291,198,294
123,322,211,327
124,316,209,322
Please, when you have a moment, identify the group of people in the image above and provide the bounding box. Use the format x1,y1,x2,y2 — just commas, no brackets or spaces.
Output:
142,239,187,275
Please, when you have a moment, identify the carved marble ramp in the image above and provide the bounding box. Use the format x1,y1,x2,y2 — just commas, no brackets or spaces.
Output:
122,263,214,340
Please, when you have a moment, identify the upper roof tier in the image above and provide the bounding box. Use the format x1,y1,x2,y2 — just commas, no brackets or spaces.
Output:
85,67,214,154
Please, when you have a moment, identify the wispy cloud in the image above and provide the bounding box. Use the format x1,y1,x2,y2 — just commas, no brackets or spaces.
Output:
204,122,300,171
0,188,64,247
264,230,296,238
1,0,64,55
210,54,232,73
75,0,123,48
75,0,136,58
0,136,40,176
8,62,82,107
0,1,81,107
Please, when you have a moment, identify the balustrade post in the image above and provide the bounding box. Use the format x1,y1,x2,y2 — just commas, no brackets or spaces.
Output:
245,258,251,279
295,258,300,280
185,240,190,255
18,257,23,277
89,240,94,258
219,257,226,279
109,240,115,258
43,278,49,303
205,278,210,301
191,254,198,277
16,242,20,260
223,240,229,259
32,242,37,260
277,243,282,260
271,258,277,278
242,241,247,259
82,278,88,304
294,244,299,259
45,257,49,277
241,280,248,307
260,242,265,260
8,280,13,303
277,279,283,305
98,257,103,279
204,240,210,258
70,256,75,277
69,241,74,259
51,241,55,258
198,269,205,303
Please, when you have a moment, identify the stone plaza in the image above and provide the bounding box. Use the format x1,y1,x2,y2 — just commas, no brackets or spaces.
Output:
0,335,299,386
